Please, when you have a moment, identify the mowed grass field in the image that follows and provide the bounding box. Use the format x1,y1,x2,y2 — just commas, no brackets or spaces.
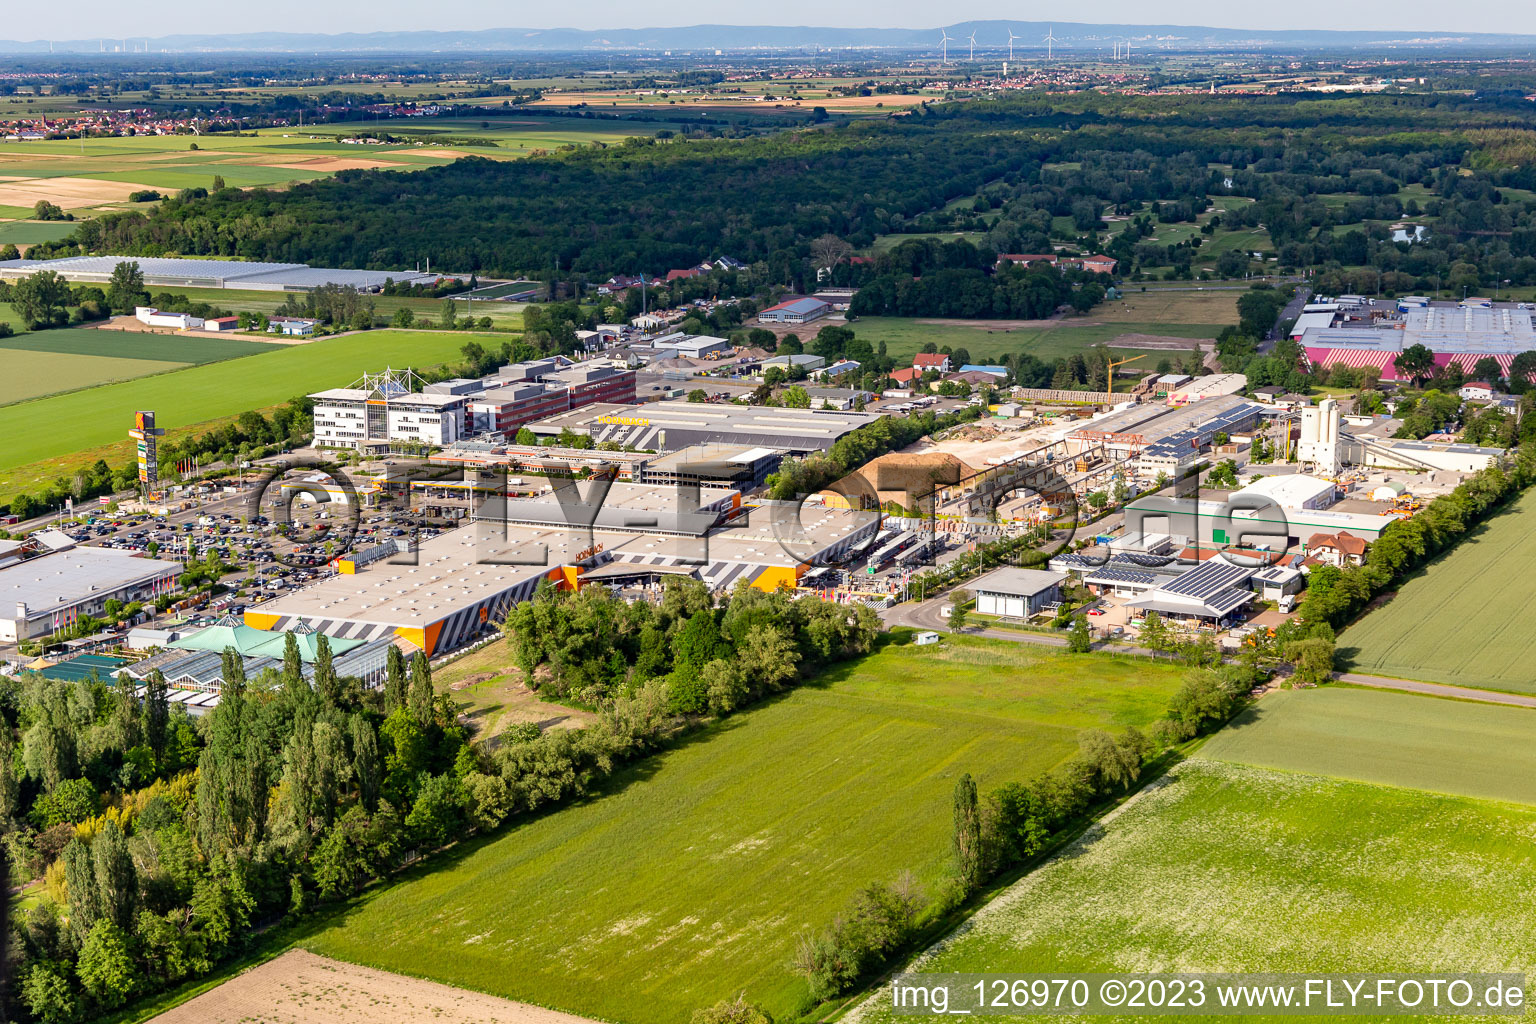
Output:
0,326,272,405
302,636,1188,1023
848,313,1218,365
853,757,1536,1024
0,328,481,500
1340,489,1536,692
1200,687,1536,805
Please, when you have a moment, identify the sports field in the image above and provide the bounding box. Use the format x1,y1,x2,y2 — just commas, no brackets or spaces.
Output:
0,328,271,405
1200,687,1536,805
847,313,1218,365
0,328,480,500
302,636,1187,1023
851,757,1536,1024
1339,489,1536,693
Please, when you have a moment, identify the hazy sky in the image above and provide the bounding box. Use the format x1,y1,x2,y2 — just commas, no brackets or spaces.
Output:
8,1,1534,40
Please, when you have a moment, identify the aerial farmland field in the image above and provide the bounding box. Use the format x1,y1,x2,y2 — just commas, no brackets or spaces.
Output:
300,636,1187,1024
1339,489,1536,693
851,756,1536,1024
0,328,270,405
1199,687,1536,805
0,328,481,501
0,117,659,224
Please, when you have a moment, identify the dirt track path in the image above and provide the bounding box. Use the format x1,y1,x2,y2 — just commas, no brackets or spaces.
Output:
1337,672,1536,709
149,949,604,1024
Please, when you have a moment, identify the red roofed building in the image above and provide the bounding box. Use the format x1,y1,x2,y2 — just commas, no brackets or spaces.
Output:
1064,255,1119,274
1306,531,1369,568
912,353,952,373
888,367,920,384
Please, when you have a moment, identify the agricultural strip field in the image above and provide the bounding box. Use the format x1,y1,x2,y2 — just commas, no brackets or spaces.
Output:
0,327,273,405
1200,687,1536,806
852,757,1536,1024
1339,489,1536,693
0,119,657,215
302,636,1187,1024
0,329,480,501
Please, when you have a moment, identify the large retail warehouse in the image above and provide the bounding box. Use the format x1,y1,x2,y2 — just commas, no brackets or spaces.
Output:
245,483,880,657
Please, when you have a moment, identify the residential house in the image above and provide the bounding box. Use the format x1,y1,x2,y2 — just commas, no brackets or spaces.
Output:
1306,531,1369,567
912,353,952,374
1459,381,1496,402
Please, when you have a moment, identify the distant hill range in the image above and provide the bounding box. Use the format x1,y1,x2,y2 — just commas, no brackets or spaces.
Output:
4,21,1536,55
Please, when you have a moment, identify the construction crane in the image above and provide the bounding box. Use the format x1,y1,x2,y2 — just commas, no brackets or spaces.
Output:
1103,352,1147,391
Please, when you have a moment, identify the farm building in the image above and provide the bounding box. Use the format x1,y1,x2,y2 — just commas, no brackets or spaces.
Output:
971,567,1069,618
0,255,438,292
134,306,203,330
268,316,319,337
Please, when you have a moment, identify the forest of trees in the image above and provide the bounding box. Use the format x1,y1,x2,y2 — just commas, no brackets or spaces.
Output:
0,578,881,1021
24,92,1536,294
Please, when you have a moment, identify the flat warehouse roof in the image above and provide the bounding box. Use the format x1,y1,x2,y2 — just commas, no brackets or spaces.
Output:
0,549,182,618
249,504,879,628
527,402,876,452
0,255,436,291
972,566,1068,597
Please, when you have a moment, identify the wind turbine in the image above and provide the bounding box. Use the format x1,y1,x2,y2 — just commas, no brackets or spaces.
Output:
967,31,977,61
1044,27,1057,60
939,29,952,63
1007,29,1020,61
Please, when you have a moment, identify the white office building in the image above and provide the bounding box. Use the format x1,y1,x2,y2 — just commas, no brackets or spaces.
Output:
311,369,467,451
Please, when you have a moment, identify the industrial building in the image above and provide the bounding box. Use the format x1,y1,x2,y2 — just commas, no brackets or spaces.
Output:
1067,395,1264,481
1298,398,1504,475
0,255,438,292
244,486,880,656
1122,558,1258,628
757,297,832,324
1298,304,1536,380
312,362,637,451
311,372,469,451
525,401,876,454
971,567,1068,618
0,546,182,643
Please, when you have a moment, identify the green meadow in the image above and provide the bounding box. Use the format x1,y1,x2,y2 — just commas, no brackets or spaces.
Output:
1200,687,1536,805
1340,490,1536,693
302,636,1187,1023
0,328,482,498
855,757,1536,1024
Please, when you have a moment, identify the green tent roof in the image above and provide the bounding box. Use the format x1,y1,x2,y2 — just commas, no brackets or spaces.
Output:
172,615,366,662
